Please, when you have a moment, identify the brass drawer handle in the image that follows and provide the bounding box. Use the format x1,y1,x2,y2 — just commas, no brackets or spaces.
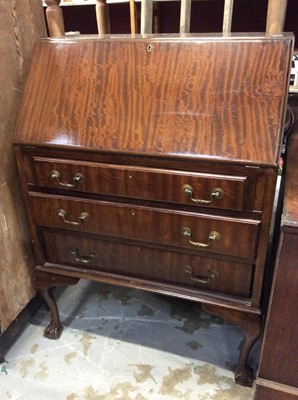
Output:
185,265,219,284
50,170,84,188
182,184,224,205
181,226,220,248
70,248,96,264
57,209,89,226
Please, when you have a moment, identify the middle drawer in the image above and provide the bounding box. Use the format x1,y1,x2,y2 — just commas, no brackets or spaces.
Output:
29,193,260,259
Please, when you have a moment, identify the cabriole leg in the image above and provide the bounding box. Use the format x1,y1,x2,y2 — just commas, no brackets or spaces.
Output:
202,304,262,387
33,270,79,340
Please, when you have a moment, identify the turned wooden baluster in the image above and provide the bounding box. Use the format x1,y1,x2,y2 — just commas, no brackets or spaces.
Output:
222,0,234,34
96,0,136,34
222,0,288,35
141,0,152,34
266,0,288,34
96,0,110,34
44,0,65,37
180,0,191,33
129,0,137,34
142,0,192,34
142,0,234,35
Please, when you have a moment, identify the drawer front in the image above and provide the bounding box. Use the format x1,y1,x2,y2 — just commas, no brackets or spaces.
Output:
42,231,253,298
33,157,247,211
30,193,260,259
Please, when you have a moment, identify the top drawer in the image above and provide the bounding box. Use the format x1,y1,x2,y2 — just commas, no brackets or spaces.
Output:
33,157,247,212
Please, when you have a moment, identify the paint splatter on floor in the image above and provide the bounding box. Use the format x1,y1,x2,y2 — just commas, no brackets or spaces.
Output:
0,280,258,400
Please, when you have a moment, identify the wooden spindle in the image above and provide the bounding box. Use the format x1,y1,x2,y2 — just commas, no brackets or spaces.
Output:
96,0,110,34
129,0,137,34
44,0,65,37
266,0,288,35
141,0,153,34
180,0,191,33
222,0,234,34
153,2,160,33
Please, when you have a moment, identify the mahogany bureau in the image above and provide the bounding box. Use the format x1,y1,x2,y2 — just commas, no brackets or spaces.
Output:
14,34,293,386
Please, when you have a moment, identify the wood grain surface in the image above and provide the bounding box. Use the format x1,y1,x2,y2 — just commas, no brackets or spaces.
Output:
15,34,293,165
254,96,298,399
28,192,260,259
33,156,248,211
42,230,254,298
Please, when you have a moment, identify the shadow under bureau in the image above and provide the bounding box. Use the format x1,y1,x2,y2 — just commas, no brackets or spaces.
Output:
14,33,293,387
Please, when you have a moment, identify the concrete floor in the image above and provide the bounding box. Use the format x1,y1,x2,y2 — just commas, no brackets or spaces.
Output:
0,280,259,399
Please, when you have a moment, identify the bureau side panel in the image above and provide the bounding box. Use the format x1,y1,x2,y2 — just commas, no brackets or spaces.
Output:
257,229,298,388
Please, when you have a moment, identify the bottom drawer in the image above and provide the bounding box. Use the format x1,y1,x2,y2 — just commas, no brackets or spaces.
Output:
42,231,254,298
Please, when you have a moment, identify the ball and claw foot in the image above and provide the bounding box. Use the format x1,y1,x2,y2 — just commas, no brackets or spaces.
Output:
44,320,63,340
235,365,254,387
34,270,79,341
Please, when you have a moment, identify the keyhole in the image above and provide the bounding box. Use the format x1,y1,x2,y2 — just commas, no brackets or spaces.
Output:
147,44,152,52
128,172,133,179
131,209,135,216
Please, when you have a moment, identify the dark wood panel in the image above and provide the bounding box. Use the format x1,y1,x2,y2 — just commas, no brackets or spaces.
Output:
42,231,253,298
33,157,247,211
282,121,298,226
257,230,298,386
254,97,298,398
15,35,292,165
29,192,260,259
256,104,298,390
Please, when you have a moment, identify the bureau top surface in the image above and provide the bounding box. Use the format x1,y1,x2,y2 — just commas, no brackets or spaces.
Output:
15,34,293,165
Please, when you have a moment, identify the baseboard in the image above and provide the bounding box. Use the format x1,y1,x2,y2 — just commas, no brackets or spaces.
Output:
0,294,43,363
254,378,298,400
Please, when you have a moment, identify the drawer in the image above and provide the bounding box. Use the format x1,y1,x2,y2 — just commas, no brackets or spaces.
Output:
42,231,254,298
29,193,260,259
33,157,247,211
